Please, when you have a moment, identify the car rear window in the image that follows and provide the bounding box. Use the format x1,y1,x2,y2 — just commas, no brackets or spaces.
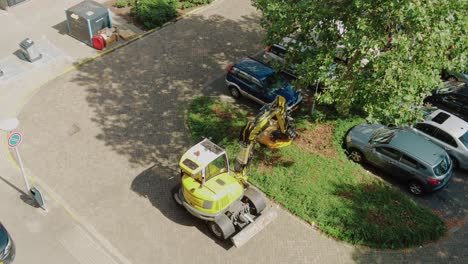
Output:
434,129,458,148
270,45,286,57
433,155,451,176
459,131,468,148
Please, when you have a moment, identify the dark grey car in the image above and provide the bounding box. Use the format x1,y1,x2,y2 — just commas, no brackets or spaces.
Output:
0,223,15,264
346,123,453,195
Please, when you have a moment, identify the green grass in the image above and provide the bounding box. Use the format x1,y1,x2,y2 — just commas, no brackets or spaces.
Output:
186,97,446,249
114,0,132,8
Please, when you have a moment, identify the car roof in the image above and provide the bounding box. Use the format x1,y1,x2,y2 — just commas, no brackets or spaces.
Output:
234,57,274,80
425,109,468,138
389,129,445,166
435,81,467,95
274,37,312,53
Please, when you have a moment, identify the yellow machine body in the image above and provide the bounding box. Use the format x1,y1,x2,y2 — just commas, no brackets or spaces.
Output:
178,139,244,216
175,96,296,246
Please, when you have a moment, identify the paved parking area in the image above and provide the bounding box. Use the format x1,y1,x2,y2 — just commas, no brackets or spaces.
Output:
2,0,467,263
0,160,124,264
13,0,359,263
0,0,141,117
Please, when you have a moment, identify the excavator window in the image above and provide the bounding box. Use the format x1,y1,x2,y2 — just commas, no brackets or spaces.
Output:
204,155,228,180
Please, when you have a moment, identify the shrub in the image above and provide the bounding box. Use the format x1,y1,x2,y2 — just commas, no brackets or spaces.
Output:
178,0,213,9
114,0,131,8
134,0,178,29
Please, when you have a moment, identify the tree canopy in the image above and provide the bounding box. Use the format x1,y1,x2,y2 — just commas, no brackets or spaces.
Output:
253,0,467,124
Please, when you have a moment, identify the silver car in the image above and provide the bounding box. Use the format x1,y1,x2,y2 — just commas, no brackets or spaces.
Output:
346,123,453,195
412,109,468,170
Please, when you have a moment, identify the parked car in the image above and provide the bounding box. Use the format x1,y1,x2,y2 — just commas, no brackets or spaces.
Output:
443,70,468,83
346,123,453,196
411,109,468,170
424,82,468,122
225,57,302,110
0,223,15,264
262,38,343,91
263,37,307,78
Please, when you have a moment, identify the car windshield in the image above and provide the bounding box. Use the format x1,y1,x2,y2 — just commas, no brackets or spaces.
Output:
433,155,451,176
459,131,468,148
264,73,289,93
370,128,396,144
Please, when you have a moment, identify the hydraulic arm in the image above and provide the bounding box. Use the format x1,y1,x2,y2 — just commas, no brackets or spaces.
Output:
234,96,297,181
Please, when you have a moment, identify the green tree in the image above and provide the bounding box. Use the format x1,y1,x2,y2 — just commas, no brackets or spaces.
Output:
134,0,177,29
253,0,467,125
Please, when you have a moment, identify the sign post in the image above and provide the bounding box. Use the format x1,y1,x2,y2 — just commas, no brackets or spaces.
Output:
8,131,45,209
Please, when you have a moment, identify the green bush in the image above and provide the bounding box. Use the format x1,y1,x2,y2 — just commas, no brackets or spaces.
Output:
331,117,364,160
178,0,213,9
134,0,178,29
114,0,131,8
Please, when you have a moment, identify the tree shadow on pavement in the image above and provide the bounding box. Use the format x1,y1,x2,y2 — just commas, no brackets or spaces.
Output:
68,12,265,251
131,163,232,250
351,166,468,263
71,13,264,168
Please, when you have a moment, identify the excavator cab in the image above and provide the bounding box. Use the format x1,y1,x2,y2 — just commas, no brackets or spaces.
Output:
177,139,244,218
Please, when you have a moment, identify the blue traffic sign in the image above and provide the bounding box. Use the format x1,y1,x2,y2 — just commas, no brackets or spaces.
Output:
8,132,22,148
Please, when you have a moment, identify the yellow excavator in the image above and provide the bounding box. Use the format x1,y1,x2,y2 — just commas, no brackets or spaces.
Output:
172,96,296,247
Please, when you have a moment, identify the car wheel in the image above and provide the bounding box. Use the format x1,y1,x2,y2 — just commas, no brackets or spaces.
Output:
348,148,364,163
171,184,183,206
243,187,266,216
207,214,235,240
450,156,459,169
408,181,425,196
447,76,458,82
229,86,241,99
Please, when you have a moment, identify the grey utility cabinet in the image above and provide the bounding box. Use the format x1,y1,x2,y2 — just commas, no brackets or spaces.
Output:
65,0,112,46
0,0,29,10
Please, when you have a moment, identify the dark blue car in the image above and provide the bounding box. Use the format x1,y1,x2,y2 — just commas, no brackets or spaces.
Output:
225,57,302,110
0,223,15,264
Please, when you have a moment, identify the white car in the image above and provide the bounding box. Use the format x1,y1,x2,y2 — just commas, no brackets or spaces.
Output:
412,109,468,170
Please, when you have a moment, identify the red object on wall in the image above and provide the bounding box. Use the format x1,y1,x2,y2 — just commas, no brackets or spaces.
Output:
92,35,106,50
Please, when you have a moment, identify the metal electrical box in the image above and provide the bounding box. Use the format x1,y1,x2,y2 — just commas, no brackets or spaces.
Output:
19,38,42,62
65,0,112,46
